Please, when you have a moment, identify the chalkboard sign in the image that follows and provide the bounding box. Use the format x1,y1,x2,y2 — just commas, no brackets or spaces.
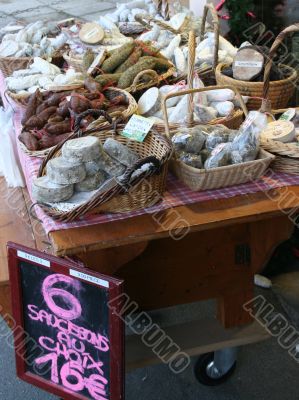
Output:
7,242,124,400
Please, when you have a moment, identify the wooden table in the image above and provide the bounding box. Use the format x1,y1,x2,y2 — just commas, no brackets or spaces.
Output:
48,185,296,327
0,179,297,373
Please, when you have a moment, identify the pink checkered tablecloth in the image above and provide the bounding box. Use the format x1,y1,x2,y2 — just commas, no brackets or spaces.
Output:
2,72,299,235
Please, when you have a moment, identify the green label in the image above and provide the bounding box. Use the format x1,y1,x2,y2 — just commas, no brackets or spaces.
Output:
122,115,154,142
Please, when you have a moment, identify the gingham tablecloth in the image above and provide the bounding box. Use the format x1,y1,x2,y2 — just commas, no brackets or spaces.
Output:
3,72,299,235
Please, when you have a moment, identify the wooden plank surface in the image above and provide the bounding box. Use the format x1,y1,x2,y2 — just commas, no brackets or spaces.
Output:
50,186,299,255
126,318,270,371
0,178,48,317
0,178,36,283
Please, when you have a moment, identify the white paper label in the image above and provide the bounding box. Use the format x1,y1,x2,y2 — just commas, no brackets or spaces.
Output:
17,250,50,267
279,108,296,121
70,269,109,288
122,115,154,142
85,27,99,39
235,61,263,68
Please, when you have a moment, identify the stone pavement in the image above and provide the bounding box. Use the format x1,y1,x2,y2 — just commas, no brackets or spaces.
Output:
0,0,121,29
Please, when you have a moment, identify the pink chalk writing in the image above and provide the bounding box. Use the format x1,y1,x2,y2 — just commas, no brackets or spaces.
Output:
42,274,82,320
28,273,110,400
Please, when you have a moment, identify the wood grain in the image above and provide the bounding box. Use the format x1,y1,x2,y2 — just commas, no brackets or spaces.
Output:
0,178,35,283
50,186,299,256
126,318,269,371
0,179,48,321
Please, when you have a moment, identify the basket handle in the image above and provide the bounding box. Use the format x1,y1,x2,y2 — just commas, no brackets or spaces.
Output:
261,23,299,112
74,109,113,133
156,0,170,20
120,156,162,188
200,3,220,69
162,85,248,138
129,69,160,92
135,13,182,35
187,30,196,125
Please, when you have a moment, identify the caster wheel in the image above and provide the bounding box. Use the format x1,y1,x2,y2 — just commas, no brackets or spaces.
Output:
194,352,237,386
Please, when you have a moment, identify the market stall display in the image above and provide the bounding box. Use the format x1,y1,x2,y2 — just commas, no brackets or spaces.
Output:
66,40,176,93
5,58,84,104
216,24,299,111
163,86,274,191
260,108,299,174
144,30,244,130
1,3,299,397
0,20,67,78
18,86,137,156
33,110,172,221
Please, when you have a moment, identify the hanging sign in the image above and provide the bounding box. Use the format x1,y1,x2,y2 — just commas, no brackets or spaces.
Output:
7,242,124,400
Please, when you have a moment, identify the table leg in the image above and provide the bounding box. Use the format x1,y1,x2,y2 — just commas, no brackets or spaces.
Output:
217,283,254,328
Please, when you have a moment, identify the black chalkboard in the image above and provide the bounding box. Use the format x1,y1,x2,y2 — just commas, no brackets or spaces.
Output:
7,242,124,400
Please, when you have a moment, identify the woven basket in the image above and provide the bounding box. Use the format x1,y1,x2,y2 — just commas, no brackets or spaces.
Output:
269,156,299,175
6,83,84,107
35,110,172,222
162,32,247,130
259,107,299,174
168,4,219,86
0,57,30,78
216,24,299,111
0,45,66,79
170,149,275,191
162,84,274,191
63,52,85,73
197,3,219,86
18,87,138,157
135,12,190,39
155,0,171,20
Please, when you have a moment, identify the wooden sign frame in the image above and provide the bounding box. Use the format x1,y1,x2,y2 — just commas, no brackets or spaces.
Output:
7,242,124,400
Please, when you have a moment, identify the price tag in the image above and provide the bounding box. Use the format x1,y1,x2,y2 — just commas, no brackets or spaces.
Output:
122,115,154,142
234,60,263,68
279,108,296,121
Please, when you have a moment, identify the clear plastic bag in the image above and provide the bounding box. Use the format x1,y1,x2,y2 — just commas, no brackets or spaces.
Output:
205,125,231,152
172,126,208,154
178,152,203,169
204,143,232,169
230,111,267,163
0,107,25,187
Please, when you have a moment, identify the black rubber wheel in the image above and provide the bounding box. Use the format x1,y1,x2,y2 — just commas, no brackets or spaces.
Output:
194,352,237,386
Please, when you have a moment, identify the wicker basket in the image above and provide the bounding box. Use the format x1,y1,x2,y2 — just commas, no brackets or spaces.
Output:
162,85,274,191
259,107,299,174
216,24,299,111
155,0,171,20
161,32,246,130
170,149,275,191
169,4,219,86
63,51,85,73
0,57,31,78
18,87,138,157
35,110,172,222
135,12,190,39
7,83,84,107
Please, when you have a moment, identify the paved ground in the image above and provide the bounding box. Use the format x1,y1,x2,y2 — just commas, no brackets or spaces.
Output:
1,295,299,400
0,0,120,29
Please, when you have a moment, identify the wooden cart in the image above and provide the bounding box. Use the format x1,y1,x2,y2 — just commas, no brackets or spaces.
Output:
0,177,296,385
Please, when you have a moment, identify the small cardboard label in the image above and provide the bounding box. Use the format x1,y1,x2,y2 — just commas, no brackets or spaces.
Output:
85,27,99,39
122,115,154,142
17,250,50,268
279,108,296,121
70,269,109,288
235,60,263,68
